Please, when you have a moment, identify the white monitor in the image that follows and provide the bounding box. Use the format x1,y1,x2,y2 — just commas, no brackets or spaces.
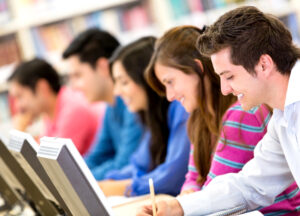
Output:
8,130,71,215
38,137,114,216
0,158,23,208
0,134,61,215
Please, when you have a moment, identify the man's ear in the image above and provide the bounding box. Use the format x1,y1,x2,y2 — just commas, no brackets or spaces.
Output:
256,54,274,78
194,59,204,73
35,79,51,95
95,57,110,76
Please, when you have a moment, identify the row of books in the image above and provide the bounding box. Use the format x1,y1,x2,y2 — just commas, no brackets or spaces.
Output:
168,0,248,19
30,4,151,66
0,0,10,24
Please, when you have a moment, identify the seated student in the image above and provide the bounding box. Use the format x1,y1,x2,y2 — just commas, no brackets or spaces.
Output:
98,36,190,197
8,58,98,155
63,29,143,180
139,26,300,215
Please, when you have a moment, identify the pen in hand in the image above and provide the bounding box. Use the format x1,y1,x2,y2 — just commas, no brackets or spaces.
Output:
149,178,157,216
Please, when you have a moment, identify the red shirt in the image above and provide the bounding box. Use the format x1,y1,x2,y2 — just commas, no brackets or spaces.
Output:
43,87,99,156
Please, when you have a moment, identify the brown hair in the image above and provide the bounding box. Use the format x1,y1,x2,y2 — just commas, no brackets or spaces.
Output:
197,6,300,75
145,26,236,185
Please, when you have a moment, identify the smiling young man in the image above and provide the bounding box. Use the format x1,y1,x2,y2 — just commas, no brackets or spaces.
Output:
136,6,300,216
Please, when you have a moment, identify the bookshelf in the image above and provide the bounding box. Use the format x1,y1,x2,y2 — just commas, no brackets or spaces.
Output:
0,0,155,132
0,0,142,36
150,0,300,33
0,0,154,67
0,0,299,128
0,0,299,75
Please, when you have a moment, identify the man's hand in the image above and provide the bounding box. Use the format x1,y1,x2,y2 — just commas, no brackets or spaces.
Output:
12,112,34,131
98,179,132,196
180,188,196,196
136,198,184,216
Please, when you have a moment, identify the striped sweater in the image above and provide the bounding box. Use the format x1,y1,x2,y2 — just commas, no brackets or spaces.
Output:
181,102,300,216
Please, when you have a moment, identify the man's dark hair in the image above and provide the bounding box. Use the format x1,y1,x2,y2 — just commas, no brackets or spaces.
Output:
8,58,61,93
63,28,120,68
197,6,300,75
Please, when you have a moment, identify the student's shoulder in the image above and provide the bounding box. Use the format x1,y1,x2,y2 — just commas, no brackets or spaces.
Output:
112,97,141,126
224,102,271,125
168,100,187,115
168,101,189,125
104,96,129,118
58,87,93,115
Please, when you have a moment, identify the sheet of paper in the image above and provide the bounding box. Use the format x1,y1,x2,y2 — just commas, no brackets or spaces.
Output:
107,195,149,207
240,211,263,216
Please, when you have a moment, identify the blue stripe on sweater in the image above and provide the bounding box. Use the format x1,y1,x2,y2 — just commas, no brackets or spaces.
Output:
223,113,271,133
214,155,244,169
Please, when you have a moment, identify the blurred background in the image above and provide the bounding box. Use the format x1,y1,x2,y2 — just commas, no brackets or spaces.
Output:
0,0,300,135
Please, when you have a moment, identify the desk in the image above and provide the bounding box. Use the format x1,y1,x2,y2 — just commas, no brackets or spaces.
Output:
113,194,173,216
0,194,172,216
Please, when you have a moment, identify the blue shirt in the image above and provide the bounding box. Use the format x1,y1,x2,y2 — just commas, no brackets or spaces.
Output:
105,101,190,196
177,61,300,215
84,97,143,180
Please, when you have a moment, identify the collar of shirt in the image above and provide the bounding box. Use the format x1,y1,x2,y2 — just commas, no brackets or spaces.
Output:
274,60,300,129
284,60,300,107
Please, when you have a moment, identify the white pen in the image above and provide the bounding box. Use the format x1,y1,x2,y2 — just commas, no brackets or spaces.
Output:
149,178,157,216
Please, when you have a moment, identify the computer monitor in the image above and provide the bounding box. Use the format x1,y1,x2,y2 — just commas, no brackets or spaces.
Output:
38,137,114,216
0,136,61,215
0,157,23,209
8,130,71,215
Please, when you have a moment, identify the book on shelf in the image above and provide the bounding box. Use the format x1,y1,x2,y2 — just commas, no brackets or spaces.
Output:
0,0,10,24
118,5,151,32
31,21,73,57
0,35,21,67
279,12,300,45
201,0,216,11
0,91,11,123
168,0,191,19
100,9,122,36
187,0,204,13
213,0,227,8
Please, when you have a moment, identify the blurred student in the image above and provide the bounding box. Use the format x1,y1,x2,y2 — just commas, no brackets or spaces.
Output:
63,28,143,180
8,58,98,155
98,36,190,197
137,6,300,216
